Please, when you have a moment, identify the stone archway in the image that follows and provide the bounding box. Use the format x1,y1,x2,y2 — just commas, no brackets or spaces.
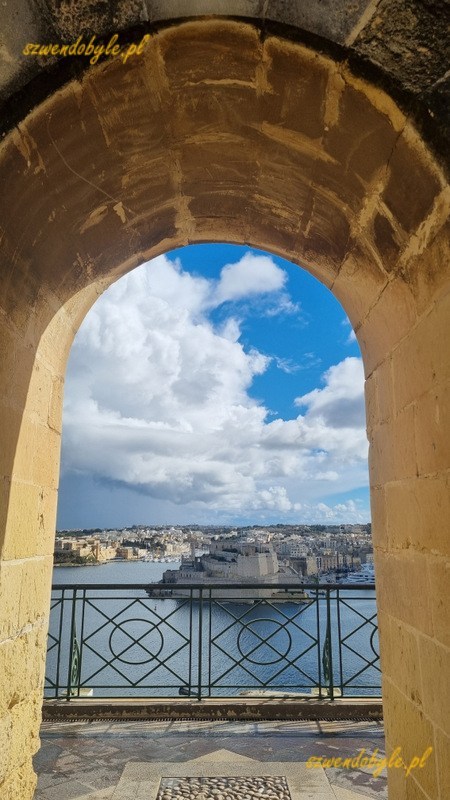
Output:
0,20,448,800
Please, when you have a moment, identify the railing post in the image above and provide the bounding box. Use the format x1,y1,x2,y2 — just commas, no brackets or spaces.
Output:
197,587,203,701
323,588,334,700
65,588,77,700
54,589,65,699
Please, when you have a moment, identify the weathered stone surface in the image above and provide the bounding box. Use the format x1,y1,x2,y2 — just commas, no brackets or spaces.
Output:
372,211,406,272
377,612,423,709
0,760,37,800
325,83,397,183
357,277,417,377
419,636,450,735
383,679,438,800
1,481,57,560
435,729,450,800
427,556,450,649
354,0,450,95
1,0,449,175
414,382,450,476
400,217,450,314
375,551,434,639
369,405,417,485
383,135,441,234
263,39,328,139
0,627,47,718
392,290,450,413
0,556,53,640
385,475,450,559
331,241,389,332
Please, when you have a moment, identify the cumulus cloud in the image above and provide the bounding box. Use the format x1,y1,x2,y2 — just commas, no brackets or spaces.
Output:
294,358,366,431
61,253,369,522
214,252,286,304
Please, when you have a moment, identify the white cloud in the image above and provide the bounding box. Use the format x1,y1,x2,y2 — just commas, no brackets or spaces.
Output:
294,357,366,432
341,316,357,344
61,254,369,522
214,252,287,304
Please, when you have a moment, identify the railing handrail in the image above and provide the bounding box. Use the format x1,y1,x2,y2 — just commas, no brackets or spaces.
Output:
51,581,376,590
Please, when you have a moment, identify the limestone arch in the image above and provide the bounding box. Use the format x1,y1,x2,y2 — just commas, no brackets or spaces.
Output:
0,20,448,800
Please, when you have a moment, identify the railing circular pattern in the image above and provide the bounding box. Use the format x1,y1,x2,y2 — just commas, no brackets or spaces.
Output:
109,618,164,665
236,618,292,665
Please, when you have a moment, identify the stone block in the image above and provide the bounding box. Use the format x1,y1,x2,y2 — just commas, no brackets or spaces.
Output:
314,156,368,217
370,485,388,552
407,474,450,558
357,277,417,377
383,678,438,800
0,321,36,417
405,777,435,800
1,480,57,560
414,381,450,476
10,416,61,490
85,43,168,159
375,551,433,639
391,325,436,414
364,370,379,436
0,626,47,718
0,405,24,483
370,404,417,486
435,728,450,799
326,83,397,184
160,20,260,89
133,204,180,257
48,375,65,434
372,210,407,273
5,690,42,778
419,636,450,735
191,207,250,247
0,759,37,800
383,135,441,234
32,305,76,377
332,241,388,333
427,556,450,648
172,80,261,144
401,218,450,316
376,357,394,426
255,127,316,217
120,154,176,219
301,193,351,273
263,39,328,140
385,480,420,553
379,615,423,708
0,556,53,640
386,761,407,800
179,136,260,198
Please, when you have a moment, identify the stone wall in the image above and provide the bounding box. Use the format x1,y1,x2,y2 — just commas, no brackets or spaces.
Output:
0,20,448,799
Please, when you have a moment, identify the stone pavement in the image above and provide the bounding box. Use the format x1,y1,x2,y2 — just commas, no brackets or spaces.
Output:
34,719,388,800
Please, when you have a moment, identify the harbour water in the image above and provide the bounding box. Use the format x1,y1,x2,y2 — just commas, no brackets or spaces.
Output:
52,558,174,585
47,561,380,699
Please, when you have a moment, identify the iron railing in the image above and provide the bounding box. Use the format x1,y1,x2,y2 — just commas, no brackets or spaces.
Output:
45,582,380,700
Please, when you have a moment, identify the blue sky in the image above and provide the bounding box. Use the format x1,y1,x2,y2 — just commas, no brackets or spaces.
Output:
57,244,370,529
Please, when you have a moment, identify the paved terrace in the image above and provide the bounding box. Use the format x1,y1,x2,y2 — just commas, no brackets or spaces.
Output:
34,719,387,800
